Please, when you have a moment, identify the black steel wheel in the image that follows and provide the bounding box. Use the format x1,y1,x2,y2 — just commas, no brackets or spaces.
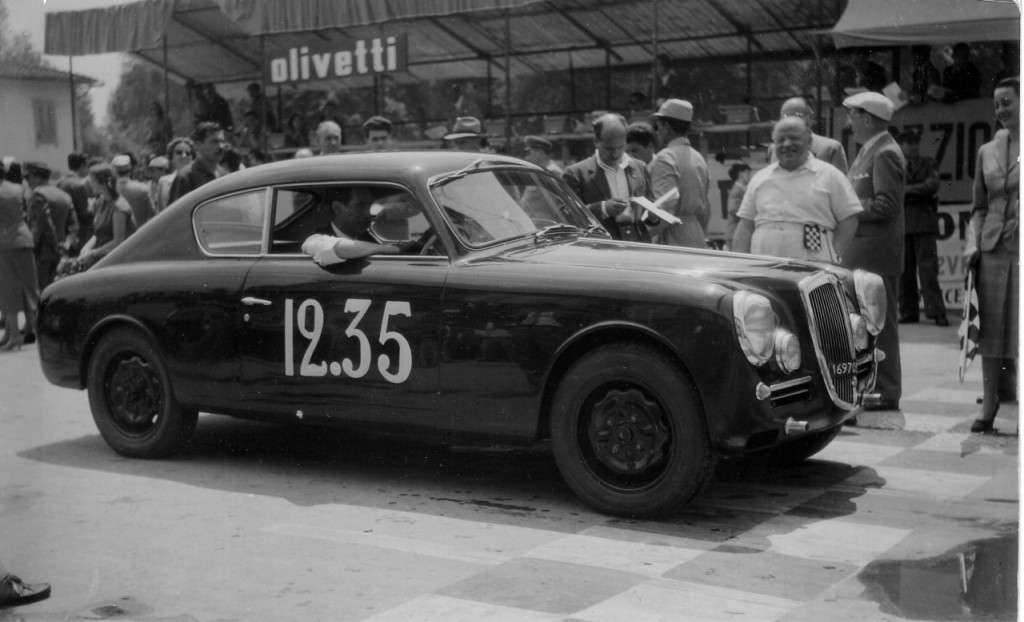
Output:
87,328,197,458
550,342,717,518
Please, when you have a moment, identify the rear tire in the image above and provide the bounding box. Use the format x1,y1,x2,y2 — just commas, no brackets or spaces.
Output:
87,328,197,458
550,342,717,518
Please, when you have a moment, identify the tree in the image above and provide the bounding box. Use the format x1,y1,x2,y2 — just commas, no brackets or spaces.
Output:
106,57,193,158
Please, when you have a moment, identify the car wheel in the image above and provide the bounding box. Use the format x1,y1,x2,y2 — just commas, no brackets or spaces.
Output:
550,342,717,518
755,426,841,465
87,328,197,458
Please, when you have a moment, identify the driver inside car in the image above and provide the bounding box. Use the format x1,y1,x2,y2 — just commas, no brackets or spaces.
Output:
301,187,430,265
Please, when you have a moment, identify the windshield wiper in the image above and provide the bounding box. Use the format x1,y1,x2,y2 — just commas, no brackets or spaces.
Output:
431,159,485,187
533,223,582,243
582,224,610,238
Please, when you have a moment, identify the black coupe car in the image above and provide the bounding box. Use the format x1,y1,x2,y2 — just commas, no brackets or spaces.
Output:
38,151,886,518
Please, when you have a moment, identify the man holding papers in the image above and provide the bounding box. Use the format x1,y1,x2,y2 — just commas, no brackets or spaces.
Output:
562,113,656,242
649,99,710,248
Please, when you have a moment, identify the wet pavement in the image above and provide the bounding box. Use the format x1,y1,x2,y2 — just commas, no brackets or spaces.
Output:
0,318,1018,621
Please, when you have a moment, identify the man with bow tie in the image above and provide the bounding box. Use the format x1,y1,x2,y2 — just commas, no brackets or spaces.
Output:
562,113,655,242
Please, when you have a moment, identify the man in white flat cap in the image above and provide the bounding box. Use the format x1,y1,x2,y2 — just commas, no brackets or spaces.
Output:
443,116,485,152
842,90,906,414
649,98,709,248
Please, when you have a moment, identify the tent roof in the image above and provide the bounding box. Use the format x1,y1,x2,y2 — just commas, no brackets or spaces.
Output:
45,0,845,85
830,0,1020,48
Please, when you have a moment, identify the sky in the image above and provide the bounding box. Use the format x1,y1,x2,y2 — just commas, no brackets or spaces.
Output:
7,0,134,126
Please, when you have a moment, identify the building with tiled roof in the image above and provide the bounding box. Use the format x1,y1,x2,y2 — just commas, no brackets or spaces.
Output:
0,62,98,169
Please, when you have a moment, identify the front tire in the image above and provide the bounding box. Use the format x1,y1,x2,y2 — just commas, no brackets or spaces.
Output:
550,342,717,518
87,328,197,458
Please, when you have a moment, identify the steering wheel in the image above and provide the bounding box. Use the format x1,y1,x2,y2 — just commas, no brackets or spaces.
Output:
418,231,442,256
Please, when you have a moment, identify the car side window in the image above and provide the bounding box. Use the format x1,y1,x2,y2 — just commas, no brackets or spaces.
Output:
194,190,266,256
268,185,429,256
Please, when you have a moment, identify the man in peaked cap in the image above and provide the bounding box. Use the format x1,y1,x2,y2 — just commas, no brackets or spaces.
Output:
24,161,78,290
649,98,710,248
522,135,562,174
842,90,906,414
443,116,485,152
112,153,156,228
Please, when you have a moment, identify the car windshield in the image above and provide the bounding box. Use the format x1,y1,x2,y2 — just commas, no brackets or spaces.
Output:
429,168,600,247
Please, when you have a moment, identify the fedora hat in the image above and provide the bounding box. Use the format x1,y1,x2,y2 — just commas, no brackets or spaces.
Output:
444,116,485,141
653,99,694,123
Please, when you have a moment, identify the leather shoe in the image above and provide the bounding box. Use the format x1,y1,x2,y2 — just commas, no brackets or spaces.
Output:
21,331,35,345
0,574,51,608
898,315,919,324
933,316,950,327
864,400,899,411
970,419,995,434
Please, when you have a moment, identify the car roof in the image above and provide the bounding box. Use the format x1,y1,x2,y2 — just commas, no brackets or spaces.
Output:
181,150,538,203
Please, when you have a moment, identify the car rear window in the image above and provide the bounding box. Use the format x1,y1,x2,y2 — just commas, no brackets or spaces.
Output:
194,190,267,255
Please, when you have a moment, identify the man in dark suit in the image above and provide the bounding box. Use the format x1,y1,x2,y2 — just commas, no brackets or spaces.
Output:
897,131,948,326
842,92,906,412
301,187,419,266
562,113,655,242
24,162,78,290
56,152,93,255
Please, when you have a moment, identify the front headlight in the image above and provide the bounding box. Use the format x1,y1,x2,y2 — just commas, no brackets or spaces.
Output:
853,269,886,335
734,291,777,365
774,330,801,373
849,313,869,350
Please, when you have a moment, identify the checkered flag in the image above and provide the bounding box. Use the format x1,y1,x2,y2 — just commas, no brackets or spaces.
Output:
803,224,822,251
958,268,980,383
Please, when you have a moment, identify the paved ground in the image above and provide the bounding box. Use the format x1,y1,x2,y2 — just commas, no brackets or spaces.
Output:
0,319,1017,621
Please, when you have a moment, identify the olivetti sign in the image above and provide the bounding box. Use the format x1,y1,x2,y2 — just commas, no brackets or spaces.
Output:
265,34,408,85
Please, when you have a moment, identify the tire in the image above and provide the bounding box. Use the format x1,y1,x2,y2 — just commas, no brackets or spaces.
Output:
550,342,717,518
87,327,197,458
755,426,842,465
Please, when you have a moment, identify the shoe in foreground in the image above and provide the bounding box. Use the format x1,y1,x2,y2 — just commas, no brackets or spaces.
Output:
0,574,51,608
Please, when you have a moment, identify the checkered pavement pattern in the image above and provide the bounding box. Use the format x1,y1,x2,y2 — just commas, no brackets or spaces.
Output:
269,367,1019,622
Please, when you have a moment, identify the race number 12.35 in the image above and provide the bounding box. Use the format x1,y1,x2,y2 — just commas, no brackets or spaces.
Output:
283,297,412,383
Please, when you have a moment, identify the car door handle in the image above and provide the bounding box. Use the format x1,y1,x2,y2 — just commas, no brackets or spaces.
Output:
241,297,272,306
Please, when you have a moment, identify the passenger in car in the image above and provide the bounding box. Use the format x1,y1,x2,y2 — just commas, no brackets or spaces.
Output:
301,187,421,265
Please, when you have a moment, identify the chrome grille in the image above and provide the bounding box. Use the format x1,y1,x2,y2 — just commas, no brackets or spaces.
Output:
800,273,857,409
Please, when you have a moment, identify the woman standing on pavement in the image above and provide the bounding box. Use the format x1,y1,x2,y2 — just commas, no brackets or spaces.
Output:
77,164,136,268
0,160,39,352
967,77,1019,433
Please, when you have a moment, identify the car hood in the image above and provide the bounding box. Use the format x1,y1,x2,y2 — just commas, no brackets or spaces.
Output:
496,237,840,290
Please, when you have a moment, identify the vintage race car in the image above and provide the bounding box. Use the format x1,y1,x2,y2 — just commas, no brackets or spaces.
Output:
38,152,886,518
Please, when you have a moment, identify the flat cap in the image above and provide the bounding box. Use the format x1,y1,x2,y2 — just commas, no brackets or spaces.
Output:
843,91,895,122
24,161,51,178
148,155,170,169
654,99,694,123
